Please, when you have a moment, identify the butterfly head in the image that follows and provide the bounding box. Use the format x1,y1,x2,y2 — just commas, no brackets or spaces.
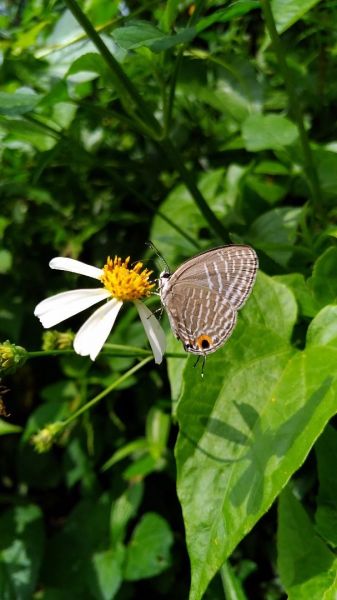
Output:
158,270,171,296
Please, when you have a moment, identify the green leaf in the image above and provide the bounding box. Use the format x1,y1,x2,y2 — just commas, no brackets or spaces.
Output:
246,173,288,205
146,407,170,459
110,482,144,545
271,0,323,34
242,114,298,151
248,207,302,266
89,546,125,600
123,453,160,479
67,52,108,81
277,486,337,598
197,59,263,123
274,273,320,318
306,305,337,348
112,20,166,49
112,20,195,52
196,1,260,33
315,425,337,547
124,513,173,580
0,91,41,116
307,247,337,309
0,504,44,600
315,150,337,199
174,274,337,600
101,438,148,472
0,117,57,151
0,249,12,274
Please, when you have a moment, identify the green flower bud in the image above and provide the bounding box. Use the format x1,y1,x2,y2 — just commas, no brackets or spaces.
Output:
0,341,28,375
31,422,63,453
42,329,74,351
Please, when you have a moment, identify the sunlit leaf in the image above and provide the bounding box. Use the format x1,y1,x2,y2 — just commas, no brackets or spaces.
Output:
242,114,298,151
175,275,337,599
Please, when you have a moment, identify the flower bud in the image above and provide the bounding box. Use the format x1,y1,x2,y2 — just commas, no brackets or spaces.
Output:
0,341,28,376
31,422,63,453
42,330,74,351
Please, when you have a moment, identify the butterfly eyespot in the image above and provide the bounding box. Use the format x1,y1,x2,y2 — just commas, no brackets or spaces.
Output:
196,335,213,350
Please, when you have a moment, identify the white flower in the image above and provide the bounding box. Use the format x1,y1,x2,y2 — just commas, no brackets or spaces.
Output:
34,256,166,363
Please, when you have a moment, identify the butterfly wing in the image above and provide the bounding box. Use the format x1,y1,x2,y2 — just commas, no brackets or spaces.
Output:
163,283,237,355
168,245,258,309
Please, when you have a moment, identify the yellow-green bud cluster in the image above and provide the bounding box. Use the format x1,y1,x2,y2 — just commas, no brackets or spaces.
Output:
0,341,27,375
42,330,74,351
31,422,63,453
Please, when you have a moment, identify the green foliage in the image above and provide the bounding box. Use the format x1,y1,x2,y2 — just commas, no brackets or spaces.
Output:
1,0,337,598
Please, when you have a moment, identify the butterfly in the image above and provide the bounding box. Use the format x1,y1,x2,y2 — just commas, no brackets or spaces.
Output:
159,245,258,356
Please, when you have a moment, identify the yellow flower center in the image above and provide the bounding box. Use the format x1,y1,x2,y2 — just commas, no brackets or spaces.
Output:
100,256,155,301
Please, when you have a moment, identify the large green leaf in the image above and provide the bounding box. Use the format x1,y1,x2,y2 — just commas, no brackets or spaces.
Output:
277,486,337,598
174,274,337,599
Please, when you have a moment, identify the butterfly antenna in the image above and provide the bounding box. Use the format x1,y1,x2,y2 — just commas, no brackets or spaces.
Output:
146,241,170,273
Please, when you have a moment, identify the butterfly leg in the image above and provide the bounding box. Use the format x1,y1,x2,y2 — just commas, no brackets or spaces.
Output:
193,355,206,378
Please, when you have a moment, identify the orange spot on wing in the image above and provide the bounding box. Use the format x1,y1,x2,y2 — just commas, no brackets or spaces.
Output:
196,334,213,350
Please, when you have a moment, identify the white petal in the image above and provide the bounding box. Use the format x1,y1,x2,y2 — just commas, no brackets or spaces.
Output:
134,300,166,365
73,298,123,360
34,288,111,328
49,257,103,280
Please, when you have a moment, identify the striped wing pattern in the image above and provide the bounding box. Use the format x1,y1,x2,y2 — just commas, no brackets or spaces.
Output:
164,285,237,354
161,245,258,355
169,245,258,309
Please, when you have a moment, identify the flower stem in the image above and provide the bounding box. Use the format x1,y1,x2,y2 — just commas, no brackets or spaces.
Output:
63,356,152,426
260,0,322,211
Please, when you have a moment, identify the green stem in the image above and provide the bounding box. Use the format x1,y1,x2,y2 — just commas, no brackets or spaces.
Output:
260,0,322,211
63,356,152,425
160,138,229,242
28,347,186,359
63,0,160,138
165,0,207,132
